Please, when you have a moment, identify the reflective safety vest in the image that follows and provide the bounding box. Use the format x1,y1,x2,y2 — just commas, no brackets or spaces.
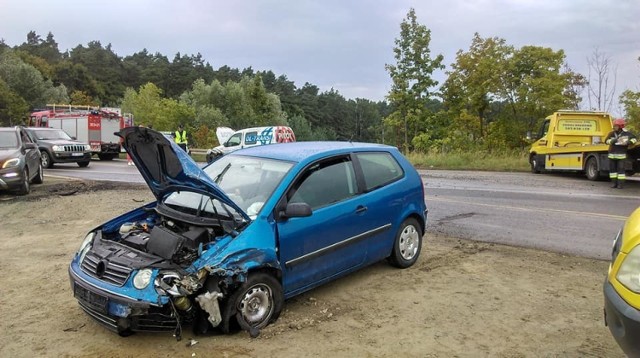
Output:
175,130,188,144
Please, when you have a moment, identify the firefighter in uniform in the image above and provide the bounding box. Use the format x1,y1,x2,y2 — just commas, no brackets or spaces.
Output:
174,124,188,152
604,118,637,189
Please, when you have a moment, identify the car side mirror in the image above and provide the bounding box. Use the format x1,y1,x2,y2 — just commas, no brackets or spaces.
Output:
71,136,77,140
279,202,312,220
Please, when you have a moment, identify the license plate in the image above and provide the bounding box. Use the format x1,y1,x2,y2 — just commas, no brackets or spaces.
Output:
72,153,84,156
74,284,108,313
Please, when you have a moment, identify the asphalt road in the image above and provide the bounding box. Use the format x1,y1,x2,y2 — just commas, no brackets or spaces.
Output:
45,159,639,260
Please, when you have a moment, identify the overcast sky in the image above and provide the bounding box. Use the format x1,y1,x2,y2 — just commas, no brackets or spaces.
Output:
1,0,639,115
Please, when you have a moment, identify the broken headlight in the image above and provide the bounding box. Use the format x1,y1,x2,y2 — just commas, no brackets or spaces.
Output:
77,232,95,264
617,245,640,293
133,268,153,289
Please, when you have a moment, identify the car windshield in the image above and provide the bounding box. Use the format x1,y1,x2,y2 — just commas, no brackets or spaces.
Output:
204,154,294,218
32,129,72,140
0,131,19,149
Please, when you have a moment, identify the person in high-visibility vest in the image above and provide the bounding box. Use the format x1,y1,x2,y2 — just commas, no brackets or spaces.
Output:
605,118,638,189
174,124,188,152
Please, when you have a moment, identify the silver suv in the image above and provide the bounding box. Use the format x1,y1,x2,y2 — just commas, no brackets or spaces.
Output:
0,126,43,195
24,127,91,168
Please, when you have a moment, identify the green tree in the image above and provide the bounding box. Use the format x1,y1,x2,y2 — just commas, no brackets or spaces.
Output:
53,60,103,100
621,90,640,133
385,8,444,151
500,46,578,137
17,31,62,64
68,41,125,105
443,33,512,138
0,78,29,126
0,49,49,107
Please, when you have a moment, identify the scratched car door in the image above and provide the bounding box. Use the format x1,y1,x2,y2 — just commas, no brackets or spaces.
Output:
276,155,370,295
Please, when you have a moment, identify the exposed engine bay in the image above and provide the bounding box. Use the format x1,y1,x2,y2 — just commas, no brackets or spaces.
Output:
117,216,217,266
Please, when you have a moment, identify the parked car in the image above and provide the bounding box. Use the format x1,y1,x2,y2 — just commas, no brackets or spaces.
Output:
604,206,640,356
206,126,295,163
23,127,92,168
68,127,427,338
0,126,43,195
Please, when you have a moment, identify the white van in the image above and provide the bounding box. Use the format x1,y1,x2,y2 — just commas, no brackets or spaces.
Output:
206,126,296,163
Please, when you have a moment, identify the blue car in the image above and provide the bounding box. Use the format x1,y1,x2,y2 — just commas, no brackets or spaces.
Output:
68,127,428,338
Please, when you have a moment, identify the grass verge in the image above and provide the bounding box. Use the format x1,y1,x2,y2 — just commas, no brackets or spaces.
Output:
406,151,530,172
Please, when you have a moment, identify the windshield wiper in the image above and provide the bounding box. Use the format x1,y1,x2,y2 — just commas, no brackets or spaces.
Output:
213,163,232,184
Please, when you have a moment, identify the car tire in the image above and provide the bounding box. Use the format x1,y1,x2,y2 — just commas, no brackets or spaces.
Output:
17,168,30,195
388,218,422,269
226,273,283,334
530,154,542,174
98,153,115,161
41,150,53,168
77,160,90,168
33,162,44,184
585,157,600,181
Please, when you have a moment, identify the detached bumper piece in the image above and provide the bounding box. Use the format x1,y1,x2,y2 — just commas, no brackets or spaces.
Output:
604,280,640,356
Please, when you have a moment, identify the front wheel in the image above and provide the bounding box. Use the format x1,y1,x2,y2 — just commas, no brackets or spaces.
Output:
17,168,30,195
33,162,44,184
77,160,90,168
530,154,542,174
40,150,53,168
585,157,600,181
227,273,283,334
388,218,423,268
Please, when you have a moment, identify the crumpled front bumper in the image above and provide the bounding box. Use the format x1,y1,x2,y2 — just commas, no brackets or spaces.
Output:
604,280,640,356
68,265,177,334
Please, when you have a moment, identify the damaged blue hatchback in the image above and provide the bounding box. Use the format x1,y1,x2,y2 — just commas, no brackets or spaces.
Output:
68,127,428,338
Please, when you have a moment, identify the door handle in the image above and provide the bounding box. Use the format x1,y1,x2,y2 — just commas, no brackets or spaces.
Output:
355,205,368,214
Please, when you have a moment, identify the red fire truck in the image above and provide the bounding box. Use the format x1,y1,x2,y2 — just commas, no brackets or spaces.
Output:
28,105,133,160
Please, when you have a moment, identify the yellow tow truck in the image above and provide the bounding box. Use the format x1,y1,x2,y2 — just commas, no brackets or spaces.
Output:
528,110,640,180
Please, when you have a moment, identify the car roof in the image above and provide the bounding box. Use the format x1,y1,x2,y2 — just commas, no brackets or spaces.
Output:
233,141,396,163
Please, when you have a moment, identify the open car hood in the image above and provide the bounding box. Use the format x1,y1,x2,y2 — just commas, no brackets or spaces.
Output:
215,127,235,145
118,127,250,221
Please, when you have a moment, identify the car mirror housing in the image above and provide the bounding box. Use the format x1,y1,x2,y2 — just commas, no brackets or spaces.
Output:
280,202,312,220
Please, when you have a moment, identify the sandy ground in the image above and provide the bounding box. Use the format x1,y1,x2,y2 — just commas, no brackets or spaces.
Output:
0,179,624,357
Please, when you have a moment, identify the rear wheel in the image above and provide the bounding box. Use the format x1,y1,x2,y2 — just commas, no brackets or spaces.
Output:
585,157,600,181
388,218,423,268
40,150,53,168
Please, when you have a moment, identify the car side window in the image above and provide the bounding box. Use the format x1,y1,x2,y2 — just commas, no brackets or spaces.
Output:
19,129,33,145
244,131,258,145
226,133,242,147
289,157,357,210
356,152,404,191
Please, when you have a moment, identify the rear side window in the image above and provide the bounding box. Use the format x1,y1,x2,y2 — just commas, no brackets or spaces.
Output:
244,131,258,145
356,152,403,191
